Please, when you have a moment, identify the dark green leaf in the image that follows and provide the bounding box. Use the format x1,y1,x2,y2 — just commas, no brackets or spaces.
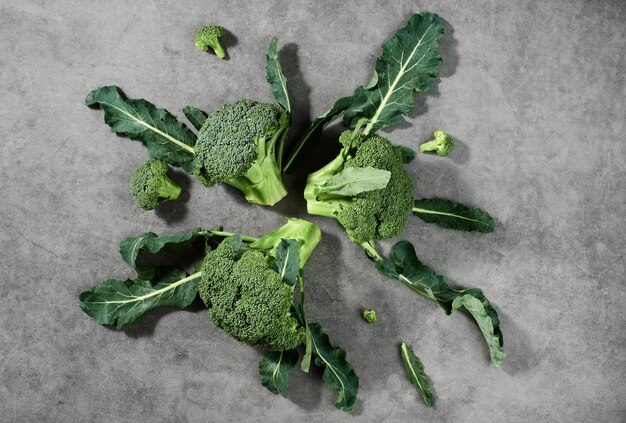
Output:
315,166,391,197
375,241,505,367
266,37,290,112
86,86,197,172
283,95,355,173
273,239,300,286
397,146,416,164
400,342,436,407
259,349,299,397
79,268,200,329
119,229,211,280
182,106,208,131
412,198,495,233
308,323,359,412
344,13,444,132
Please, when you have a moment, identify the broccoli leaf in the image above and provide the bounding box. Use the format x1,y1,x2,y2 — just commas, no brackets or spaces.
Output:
266,37,290,113
315,166,391,196
259,349,299,397
273,239,300,286
400,342,436,407
79,268,200,329
412,198,495,233
344,13,444,133
375,241,505,367
283,95,356,173
397,146,416,164
308,323,359,412
119,229,212,280
86,86,197,172
182,106,208,131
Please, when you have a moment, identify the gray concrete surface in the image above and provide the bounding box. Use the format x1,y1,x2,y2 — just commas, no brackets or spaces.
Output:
1,0,624,421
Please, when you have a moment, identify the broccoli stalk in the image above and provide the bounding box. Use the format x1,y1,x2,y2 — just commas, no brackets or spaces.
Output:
419,130,454,156
130,158,182,210
195,25,227,59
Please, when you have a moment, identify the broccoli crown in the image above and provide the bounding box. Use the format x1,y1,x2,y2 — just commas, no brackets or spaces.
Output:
336,134,414,243
420,130,454,156
129,158,182,210
198,238,304,351
195,25,226,58
192,99,283,188
361,309,377,324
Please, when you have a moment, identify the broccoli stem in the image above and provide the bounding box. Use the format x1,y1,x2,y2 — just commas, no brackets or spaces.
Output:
209,230,259,243
225,135,287,206
304,153,346,217
418,140,439,153
210,42,226,59
157,175,183,202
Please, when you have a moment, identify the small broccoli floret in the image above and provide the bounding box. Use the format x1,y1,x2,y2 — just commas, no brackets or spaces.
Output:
305,131,413,244
130,158,181,210
198,219,322,351
192,99,288,206
195,25,227,59
419,130,454,156
361,309,377,324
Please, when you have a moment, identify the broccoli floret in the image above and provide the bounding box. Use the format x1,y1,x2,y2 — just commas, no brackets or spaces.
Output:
198,219,322,351
192,99,288,206
129,158,182,210
304,131,413,244
361,309,377,324
419,130,454,156
195,25,227,59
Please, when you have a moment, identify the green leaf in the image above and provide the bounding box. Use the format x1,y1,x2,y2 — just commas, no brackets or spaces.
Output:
259,349,299,397
397,146,416,164
375,241,505,367
119,229,211,280
412,198,495,233
315,166,391,197
272,239,300,286
86,86,197,172
283,95,356,173
400,342,436,407
308,323,359,412
182,106,208,131
452,294,505,367
79,268,201,329
266,37,290,112
344,13,444,133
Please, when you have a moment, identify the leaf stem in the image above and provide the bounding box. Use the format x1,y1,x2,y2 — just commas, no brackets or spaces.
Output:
209,230,259,243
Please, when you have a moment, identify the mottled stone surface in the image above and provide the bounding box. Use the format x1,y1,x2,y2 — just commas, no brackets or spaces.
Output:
0,1,624,421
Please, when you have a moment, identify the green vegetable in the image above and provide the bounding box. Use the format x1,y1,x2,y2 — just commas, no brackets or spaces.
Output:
419,130,454,156
129,158,182,210
400,342,436,407
87,37,292,206
80,219,359,411
305,131,413,244
195,25,227,59
361,309,376,324
192,99,289,205
367,240,505,367
259,349,299,397
412,198,495,232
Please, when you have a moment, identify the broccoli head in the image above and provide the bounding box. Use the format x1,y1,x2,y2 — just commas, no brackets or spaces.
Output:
419,130,454,156
195,25,227,59
192,99,289,206
129,158,182,210
198,218,322,351
361,309,377,324
304,131,413,244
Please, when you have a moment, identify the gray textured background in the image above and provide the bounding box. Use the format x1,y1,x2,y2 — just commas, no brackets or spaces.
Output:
1,0,624,421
